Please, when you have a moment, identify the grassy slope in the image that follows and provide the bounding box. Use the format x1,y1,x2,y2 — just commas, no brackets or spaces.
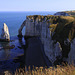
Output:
65,11,75,17
50,16,75,41
49,16,75,59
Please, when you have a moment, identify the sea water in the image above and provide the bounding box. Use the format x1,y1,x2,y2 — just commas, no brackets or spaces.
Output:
0,11,54,36
0,11,55,72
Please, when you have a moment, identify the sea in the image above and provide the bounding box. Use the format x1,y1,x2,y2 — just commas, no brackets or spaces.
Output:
0,11,55,73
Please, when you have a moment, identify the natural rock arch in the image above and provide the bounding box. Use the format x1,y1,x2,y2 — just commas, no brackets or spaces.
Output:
18,20,26,36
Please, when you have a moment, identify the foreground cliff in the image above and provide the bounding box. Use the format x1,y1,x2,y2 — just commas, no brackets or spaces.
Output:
19,15,75,65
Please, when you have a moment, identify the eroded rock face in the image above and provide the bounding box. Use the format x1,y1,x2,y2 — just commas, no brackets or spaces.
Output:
19,16,62,64
42,27,62,64
1,23,10,41
23,16,62,64
68,39,75,64
19,15,75,65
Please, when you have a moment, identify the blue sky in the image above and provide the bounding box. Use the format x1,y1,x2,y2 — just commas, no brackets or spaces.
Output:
0,0,75,11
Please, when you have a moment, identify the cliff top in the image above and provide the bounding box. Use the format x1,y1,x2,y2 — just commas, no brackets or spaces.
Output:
27,15,74,22
64,11,75,17
27,15,75,41
49,16,75,41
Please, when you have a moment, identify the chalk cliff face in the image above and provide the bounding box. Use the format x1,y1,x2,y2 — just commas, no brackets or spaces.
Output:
1,23,10,41
68,39,75,64
19,15,75,65
40,21,62,64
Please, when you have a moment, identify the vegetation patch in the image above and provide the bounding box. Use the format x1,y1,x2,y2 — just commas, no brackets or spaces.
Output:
65,11,75,17
4,64,75,75
49,16,75,58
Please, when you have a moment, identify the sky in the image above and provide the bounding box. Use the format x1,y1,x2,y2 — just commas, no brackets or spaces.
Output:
0,0,75,12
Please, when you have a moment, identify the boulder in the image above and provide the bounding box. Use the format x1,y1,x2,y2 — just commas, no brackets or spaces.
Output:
0,23,10,42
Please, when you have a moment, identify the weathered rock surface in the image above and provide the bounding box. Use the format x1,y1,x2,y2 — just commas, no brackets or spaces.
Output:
19,15,75,65
68,39,75,64
1,23,10,41
19,15,62,64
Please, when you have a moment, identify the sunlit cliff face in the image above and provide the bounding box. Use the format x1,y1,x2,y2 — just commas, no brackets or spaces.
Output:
19,15,75,64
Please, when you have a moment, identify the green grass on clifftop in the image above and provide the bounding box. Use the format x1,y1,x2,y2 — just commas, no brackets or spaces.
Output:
48,15,75,58
27,15,75,41
49,16,75,41
27,15,75,58
65,11,75,17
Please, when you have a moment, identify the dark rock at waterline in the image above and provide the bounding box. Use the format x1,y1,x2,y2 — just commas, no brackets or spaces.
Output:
17,34,23,38
0,39,10,42
0,45,15,50
0,38,15,42
3,45,15,49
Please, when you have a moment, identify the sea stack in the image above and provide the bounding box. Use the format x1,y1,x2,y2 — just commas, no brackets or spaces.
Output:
0,23,10,42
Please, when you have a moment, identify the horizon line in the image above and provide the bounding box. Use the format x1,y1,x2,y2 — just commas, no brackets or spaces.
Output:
0,10,74,12
0,10,58,12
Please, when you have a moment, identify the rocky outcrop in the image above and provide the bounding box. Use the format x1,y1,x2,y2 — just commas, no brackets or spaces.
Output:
0,23,10,41
40,21,62,64
18,15,75,65
18,15,63,64
25,16,41,36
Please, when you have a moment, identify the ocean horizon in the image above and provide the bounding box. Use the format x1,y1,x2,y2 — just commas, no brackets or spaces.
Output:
0,11,55,37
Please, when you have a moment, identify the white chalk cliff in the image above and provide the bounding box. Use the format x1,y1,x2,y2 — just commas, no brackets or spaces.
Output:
18,16,62,64
19,15,75,65
1,23,10,41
